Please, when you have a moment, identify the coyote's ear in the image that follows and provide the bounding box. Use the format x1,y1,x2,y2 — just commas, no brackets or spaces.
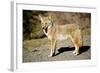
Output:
38,14,43,22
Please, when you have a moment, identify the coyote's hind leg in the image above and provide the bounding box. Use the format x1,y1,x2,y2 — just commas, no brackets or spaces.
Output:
70,36,80,55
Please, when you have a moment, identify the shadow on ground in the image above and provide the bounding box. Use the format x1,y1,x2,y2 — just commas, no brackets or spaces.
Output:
55,46,90,56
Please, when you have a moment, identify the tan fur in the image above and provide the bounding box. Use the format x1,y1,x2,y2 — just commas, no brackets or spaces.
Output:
39,15,82,57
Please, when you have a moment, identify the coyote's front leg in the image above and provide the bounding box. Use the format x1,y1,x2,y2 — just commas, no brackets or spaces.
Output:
48,39,56,57
73,45,79,55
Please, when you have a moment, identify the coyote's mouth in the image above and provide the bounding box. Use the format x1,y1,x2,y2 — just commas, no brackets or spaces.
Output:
43,26,48,33
42,24,51,33
42,23,53,34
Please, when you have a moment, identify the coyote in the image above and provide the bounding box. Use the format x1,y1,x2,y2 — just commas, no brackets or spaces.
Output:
39,14,82,57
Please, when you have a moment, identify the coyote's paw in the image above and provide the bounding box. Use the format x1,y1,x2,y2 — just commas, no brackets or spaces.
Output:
48,54,53,57
48,53,55,57
73,50,79,56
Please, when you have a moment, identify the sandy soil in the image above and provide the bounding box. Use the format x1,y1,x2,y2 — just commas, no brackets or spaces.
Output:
23,33,91,63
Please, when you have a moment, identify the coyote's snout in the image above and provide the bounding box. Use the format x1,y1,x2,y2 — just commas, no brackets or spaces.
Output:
39,15,82,57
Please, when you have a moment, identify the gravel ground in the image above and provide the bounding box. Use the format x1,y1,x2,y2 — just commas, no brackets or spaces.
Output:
23,34,91,63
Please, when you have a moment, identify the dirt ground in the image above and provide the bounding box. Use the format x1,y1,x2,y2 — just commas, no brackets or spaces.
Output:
23,29,91,63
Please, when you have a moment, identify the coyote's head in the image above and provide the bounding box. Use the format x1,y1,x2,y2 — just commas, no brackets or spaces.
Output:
39,15,53,30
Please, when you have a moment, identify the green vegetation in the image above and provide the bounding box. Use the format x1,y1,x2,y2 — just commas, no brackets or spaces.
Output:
23,10,46,40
